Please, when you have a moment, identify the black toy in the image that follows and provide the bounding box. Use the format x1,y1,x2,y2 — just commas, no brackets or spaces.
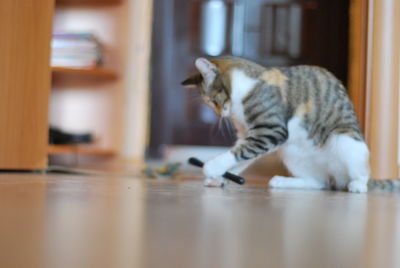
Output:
188,157,245,185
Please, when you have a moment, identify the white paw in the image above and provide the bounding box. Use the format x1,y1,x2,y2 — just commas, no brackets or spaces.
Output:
269,176,290,188
203,152,236,179
203,177,225,187
348,180,368,193
203,160,226,178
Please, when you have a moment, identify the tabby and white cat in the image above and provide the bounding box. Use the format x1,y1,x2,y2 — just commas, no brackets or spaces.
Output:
182,56,399,193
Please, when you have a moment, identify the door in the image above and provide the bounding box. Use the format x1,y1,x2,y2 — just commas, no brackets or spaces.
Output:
0,0,54,169
149,0,349,157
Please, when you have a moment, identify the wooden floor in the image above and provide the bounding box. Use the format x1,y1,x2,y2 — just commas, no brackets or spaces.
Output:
0,173,399,268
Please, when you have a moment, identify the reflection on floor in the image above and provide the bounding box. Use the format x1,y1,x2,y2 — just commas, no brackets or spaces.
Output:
0,173,399,268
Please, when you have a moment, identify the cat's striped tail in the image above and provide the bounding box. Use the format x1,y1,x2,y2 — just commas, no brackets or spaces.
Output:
367,179,400,191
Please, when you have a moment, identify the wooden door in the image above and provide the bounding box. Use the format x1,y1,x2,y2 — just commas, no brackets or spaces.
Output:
0,0,54,169
149,0,349,157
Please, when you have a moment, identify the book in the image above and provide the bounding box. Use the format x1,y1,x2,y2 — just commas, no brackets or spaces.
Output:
51,32,103,68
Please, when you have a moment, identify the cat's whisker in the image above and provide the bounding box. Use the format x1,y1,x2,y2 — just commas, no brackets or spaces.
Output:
222,117,235,140
187,93,201,104
209,118,219,141
218,117,229,141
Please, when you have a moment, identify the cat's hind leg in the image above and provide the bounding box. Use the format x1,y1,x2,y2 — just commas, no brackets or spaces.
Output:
333,135,369,193
269,176,326,189
270,147,329,190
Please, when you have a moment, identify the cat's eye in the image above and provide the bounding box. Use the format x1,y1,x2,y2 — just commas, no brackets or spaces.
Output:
212,100,218,106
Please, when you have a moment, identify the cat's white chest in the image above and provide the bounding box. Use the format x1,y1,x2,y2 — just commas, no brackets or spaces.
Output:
230,104,247,138
229,69,258,134
230,102,245,126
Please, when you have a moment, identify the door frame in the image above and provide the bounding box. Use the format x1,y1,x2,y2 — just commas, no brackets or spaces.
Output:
348,0,368,133
349,0,400,179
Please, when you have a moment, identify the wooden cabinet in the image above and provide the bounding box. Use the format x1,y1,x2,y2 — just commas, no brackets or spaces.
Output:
0,0,54,169
0,0,120,169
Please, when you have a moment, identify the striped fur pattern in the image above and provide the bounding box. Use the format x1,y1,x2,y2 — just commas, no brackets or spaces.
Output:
182,56,398,192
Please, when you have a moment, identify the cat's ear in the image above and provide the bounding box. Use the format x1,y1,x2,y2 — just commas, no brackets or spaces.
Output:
181,73,203,88
195,58,217,83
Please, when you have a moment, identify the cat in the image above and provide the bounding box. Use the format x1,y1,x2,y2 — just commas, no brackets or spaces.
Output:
182,56,400,193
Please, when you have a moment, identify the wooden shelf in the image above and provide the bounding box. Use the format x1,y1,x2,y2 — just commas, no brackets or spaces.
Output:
56,0,121,6
50,0,122,162
52,67,118,79
48,144,116,157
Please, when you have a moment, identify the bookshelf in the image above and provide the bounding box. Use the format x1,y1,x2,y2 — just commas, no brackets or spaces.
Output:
50,0,121,160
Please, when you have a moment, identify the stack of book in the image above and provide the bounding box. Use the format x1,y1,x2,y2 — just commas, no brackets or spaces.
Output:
51,33,102,68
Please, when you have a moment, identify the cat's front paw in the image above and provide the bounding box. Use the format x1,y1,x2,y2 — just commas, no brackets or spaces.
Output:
203,152,236,187
203,160,226,179
203,177,225,187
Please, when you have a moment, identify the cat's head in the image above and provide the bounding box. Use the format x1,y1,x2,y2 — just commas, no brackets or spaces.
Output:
181,58,231,117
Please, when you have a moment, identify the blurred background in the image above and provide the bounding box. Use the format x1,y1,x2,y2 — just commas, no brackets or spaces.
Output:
49,0,350,172
0,0,398,178
149,0,349,169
